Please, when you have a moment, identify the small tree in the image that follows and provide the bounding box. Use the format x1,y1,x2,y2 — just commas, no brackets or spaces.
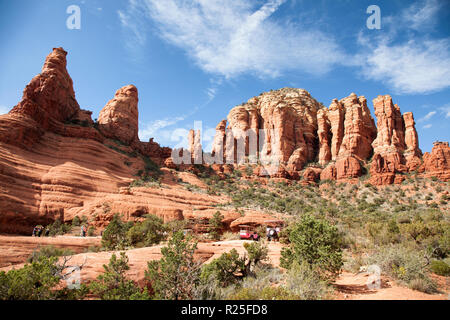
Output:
280,215,343,280
89,252,149,300
127,214,166,247
145,231,201,300
208,211,224,240
101,214,130,250
0,255,87,300
200,241,268,287
72,216,81,227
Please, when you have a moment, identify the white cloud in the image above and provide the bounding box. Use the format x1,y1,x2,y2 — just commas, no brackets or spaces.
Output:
439,104,450,118
0,105,9,115
423,124,433,129
417,111,436,123
123,0,346,78
364,39,450,94
402,0,440,31
358,0,450,94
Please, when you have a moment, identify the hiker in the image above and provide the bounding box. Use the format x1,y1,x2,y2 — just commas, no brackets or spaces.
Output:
32,226,38,237
44,227,50,237
267,227,278,241
37,226,43,237
80,225,87,237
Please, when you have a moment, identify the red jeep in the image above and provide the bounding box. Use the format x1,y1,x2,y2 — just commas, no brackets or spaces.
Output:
239,225,259,241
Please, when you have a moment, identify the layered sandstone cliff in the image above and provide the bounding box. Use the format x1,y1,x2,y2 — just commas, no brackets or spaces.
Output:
369,95,423,185
0,48,173,233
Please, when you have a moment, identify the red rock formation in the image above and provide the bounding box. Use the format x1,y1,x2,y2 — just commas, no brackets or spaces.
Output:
98,85,139,145
328,99,345,160
317,108,331,165
369,95,422,185
403,112,422,171
210,88,321,176
419,142,450,181
9,47,80,131
338,93,377,160
320,164,337,181
303,167,322,182
317,93,376,180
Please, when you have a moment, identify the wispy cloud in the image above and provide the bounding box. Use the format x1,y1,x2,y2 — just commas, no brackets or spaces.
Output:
358,0,450,94
423,124,433,129
401,0,441,31
120,0,450,95
439,103,450,118
139,116,184,141
361,39,450,94
122,0,346,78
417,111,436,123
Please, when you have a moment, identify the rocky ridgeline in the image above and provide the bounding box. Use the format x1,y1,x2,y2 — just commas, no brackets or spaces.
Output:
184,89,449,185
3,47,170,160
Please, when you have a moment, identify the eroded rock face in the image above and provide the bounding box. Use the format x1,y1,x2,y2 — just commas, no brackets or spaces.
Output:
9,47,80,130
369,95,422,185
98,85,139,145
420,142,450,181
317,108,331,165
338,93,377,160
210,88,321,176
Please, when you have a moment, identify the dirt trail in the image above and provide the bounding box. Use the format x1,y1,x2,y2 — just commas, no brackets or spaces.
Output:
334,271,449,300
0,235,447,300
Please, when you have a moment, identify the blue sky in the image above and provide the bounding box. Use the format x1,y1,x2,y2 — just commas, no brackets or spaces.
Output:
0,0,449,152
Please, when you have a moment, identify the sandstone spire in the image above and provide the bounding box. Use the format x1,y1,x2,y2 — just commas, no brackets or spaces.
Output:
10,47,80,129
98,85,139,145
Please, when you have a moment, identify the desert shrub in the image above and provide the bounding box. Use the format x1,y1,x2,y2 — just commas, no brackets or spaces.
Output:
89,252,149,300
201,249,246,287
0,256,87,300
285,261,330,300
87,226,96,237
280,215,343,279
430,260,450,276
72,216,81,227
366,220,400,245
101,214,131,250
48,219,72,236
126,214,166,248
408,277,437,294
367,244,437,293
221,231,240,241
165,219,187,234
200,242,269,288
145,231,201,300
228,285,297,300
208,211,224,240
27,246,75,263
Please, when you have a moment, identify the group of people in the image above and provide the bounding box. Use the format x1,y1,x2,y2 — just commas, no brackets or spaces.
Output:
32,225,49,237
32,224,89,237
266,227,281,241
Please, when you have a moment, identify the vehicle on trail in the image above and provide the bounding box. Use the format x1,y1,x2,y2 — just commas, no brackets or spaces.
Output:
239,225,259,241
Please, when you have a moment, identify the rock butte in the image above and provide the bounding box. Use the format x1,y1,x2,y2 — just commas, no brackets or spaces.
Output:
0,47,449,234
